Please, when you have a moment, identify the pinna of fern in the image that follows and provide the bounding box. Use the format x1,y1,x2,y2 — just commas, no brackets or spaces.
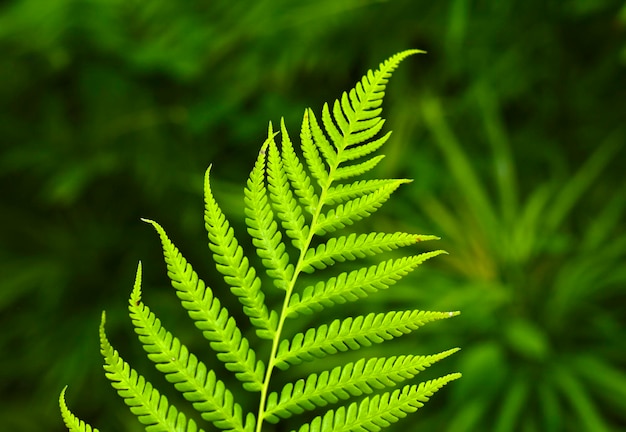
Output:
60,49,460,432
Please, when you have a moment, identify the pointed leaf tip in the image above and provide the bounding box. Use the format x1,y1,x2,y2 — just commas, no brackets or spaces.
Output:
60,385,100,432
130,263,143,305
401,48,427,56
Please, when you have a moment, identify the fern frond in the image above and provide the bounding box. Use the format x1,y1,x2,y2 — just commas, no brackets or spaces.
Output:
99,312,204,432
203,167,278,340
244,128,295,290
61,51,460,432
315,181,408,235
334,155,388,181
338,132,391,163
142,219,265,391
274,310,458,370
325,179,409,206
288,252,446,317
264,348,460,422
267,123,310,250
294,373,462,432
128,263,254,432
279,118,319,216
59,387,100,432
301,232,440,273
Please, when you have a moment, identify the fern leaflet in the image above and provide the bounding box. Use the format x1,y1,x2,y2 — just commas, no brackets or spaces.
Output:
288,252,447,317
274,311,458,370
100,312,204,432
128,263,253,432
203,168,278,340
142,218,265,390
60,387,100,432
301,232,440,272
294,374,462,432
264,348,460,422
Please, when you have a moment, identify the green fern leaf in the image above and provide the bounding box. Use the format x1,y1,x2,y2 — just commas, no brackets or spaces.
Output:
274,310,458,370
333,155,387,181
142,219,265,390
306,107,338,171
294,374,462,432
301,232,440,273
288,252,447,317
325,179,410,206
321,50,415,153
279,118,320,216
100,312,205,432
59,387,100,432
128,263,254,432
339,131,391,163
244,128,295,290
61,50,460,432
301,109,331,189
203,168,278,340
314,181,409,235
267,122,310,250
264,348,460,422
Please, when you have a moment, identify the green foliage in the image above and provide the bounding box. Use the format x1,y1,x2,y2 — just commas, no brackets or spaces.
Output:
3,1,624,431
387,89,626,431
60,387,100,432
59,51,460,432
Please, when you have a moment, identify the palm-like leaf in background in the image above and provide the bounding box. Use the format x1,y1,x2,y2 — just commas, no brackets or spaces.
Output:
60,50,460,432
391,87,626,432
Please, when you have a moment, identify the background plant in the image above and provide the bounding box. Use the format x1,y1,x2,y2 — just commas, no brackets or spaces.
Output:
389,93,626,431
1,1,625,431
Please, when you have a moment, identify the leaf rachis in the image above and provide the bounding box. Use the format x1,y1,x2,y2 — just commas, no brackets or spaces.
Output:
60,49,459,432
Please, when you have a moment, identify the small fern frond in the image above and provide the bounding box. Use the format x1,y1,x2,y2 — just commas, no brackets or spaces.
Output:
264,348,460,422
143,219,265,391
301,232,440,273
99,312,204,432
244,128,295,291
203,168,278,340
128,263,254,432
59,387,100,432
294,373,462,432
274,310,458,370
288,252,446,317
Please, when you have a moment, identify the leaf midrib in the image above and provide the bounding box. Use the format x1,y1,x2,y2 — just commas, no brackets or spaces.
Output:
255,58,397,432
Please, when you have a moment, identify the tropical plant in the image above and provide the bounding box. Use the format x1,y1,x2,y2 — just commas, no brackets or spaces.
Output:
385,88,626,431
59,50,460,432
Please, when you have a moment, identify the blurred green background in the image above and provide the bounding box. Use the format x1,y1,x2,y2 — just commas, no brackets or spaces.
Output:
1,0,625,431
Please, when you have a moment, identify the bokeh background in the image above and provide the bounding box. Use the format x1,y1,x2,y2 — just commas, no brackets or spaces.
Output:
1,0,626,431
